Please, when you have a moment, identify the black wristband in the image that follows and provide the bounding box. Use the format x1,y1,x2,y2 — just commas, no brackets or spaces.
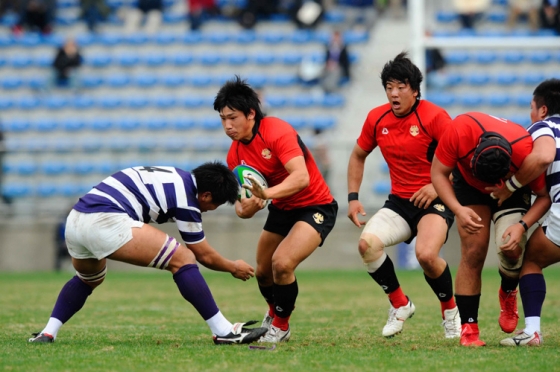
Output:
519,220,529,232
348,192,359,202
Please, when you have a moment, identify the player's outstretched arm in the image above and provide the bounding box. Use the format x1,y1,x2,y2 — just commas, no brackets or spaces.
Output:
347,144,368,227
186,240,255,281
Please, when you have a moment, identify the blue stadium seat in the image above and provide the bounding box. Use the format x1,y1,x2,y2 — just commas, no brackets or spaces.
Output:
155,32,178,45
427,92,456,107
283,116,307,130
272,74,298,87
266,95,287,108
0,97,14,110
145,117,169,131
445,51,470,65
10,54,33,68
3,183,32,198
98,33,123,46
107,73,131,88
72,161,96,175
436,10,458,23
134,75,157,87
15,161,38,176
460,94,483,107
322,94,345,107
529,51,552,64
108,138,131,152
380,161,389,174
1,76,23,90
62,118,85,132
522,72,546,85
127,95,150,108
36,183,59,198
17,96,41,110
281,51,303,66
474,51,497,64
171,52,194,66
227,52,248,65
343,30,369,44
234,30,256,44
136,137,158,152
486,11,507,23
98,95,123,109
42,161,68,175
487,93,511,107
116,52,140,67
96,160,116,174
253,52,276,65
160,137,186,151
503,50,524,64
154,95,177,108
172,117,196,130
467,72,490,86
205,31,231,44
515,93,533,107
73,95,95,109
4,118,30,132
75,33,96,47
372,180,391,195
144,53,167,67
494,72,517,86
124,33,149,45
290,30,313,44
44,95,69,110
80,137,103,152
292,94,315,108
53,138,77,153
260,31,286,44
180,31,203,44
162,12,184,24
87,53,112,68
311,116,336,130
80,75,104,88
181,95,205,108
59,183,83,197
161,73,186,87
508,114,531,127
189,74,213,87
90,117,114,131
445,73,463,86
118,117,141,131
35,118,58,132
324,10,345,23
198,52,222,66
28,75,48,90
199,117,222,131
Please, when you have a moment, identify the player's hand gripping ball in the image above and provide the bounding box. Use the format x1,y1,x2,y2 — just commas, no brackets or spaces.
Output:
232,164,269,203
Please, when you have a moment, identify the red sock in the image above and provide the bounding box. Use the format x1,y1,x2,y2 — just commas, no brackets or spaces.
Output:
440,297,457,317
267,303,275,317
388,287,408,308
272,316,290,331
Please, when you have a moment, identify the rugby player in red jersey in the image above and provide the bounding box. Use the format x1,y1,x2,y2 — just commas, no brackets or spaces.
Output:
347,52,460,339
214,76,338,343
432,111,549,346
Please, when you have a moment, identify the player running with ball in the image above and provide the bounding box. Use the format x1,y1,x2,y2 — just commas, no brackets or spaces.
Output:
214,76,338,343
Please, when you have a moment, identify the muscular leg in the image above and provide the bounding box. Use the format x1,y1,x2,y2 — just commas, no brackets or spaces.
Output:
255,230,284,318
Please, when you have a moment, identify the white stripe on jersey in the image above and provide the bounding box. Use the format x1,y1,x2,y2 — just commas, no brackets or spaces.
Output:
121,168,161,220
102,176,144,221
176,220,203,234
89,188,126,211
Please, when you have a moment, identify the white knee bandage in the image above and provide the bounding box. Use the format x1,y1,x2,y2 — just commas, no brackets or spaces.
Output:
77,265,107,283
149,236,179,270
493,209,527,272
361,208,411,249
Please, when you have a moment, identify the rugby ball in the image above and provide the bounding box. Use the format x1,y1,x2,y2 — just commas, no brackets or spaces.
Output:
232,164,268,200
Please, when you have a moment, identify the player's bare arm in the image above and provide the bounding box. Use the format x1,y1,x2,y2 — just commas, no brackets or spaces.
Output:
487,136,556,206
235,189,266,219
500,186,551,252
186,239,255,281
248,156,309,200
347,144,368,227
410,183,437,209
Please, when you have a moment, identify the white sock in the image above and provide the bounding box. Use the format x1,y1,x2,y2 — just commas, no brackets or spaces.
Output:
206,311,232,336
42,317,63,339
524,316,541,335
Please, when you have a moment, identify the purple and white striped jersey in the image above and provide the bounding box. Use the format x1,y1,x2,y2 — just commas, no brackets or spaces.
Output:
528,115,560,194
73,166,205,244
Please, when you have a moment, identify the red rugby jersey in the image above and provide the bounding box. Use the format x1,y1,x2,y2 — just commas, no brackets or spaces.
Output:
357,100,452,199
226,116,333,210
435,112,545,193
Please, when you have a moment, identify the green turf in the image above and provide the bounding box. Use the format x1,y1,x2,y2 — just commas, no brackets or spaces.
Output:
2,268,560,371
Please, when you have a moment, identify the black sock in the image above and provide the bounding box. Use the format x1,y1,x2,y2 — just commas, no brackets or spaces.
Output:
455,294,481,324
368,255,400,294
424,264,453,302
499,270,519,293
273,280,298,318
258,284,274,305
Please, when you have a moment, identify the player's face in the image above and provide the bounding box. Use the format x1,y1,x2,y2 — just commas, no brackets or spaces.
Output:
385,80,418,117
219,106,255,142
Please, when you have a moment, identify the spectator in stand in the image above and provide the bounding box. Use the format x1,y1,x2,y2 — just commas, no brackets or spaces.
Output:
188,0,220,31
452,0,491,29
12,0,56,35
52,38,83,88
122,0,162,34
0,0,19,17
426,47,448,90
311,128,331,184
238,0,279,29
507,0,540,31
540,0,560,34
80,0,111,33
320,30,351,94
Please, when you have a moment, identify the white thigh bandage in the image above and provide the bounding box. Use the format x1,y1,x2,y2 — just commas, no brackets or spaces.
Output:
149,236,180,270
493,209,526,271
77,265,107,283
361,208,411,251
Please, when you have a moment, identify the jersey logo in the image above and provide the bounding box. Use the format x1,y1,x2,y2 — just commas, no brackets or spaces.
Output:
433,204,445,212
382,128,389,135
313,212,324,224
409,125,419,136
261,148,271,159
523,194,531,206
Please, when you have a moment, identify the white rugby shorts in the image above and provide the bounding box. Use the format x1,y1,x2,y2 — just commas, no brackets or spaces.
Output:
543,203,560,247
65,209,144,260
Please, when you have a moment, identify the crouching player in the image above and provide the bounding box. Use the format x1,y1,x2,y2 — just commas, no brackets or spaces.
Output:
28,162,267,345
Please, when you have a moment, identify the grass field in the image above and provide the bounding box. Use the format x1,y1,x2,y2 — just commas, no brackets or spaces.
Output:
2,268,560,371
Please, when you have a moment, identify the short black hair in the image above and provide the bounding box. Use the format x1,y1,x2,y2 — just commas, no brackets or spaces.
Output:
213,75,264,122
533,78,560,116
191,161,238,205
380,51,423,99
